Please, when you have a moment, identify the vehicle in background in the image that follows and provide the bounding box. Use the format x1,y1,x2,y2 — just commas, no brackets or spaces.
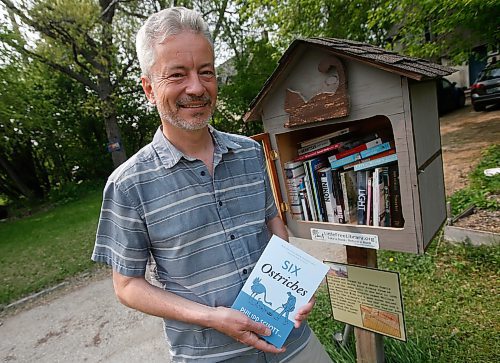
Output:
437,78,466,115
470,63,500,112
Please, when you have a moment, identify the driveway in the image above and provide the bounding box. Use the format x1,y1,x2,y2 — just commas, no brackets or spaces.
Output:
0,239,345,362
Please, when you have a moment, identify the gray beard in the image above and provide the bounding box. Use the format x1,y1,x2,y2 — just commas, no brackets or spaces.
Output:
159,109,210,131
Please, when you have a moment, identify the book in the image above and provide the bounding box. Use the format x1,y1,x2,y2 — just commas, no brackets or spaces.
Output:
372,167,387,227
342,149,396,170
359,140,395,159
231,235,329,348
356,170,368,225
303,157,328,222
318,167,338,223
382,168,391,227
340,170,358,224
367,175,373,225
388,164,404,227
303,172,317,221
299,127,355,148
353,152,398,171
328,138,382,162
294,141,345,162
298,188,311,221
284,161,305,220
331,170,345,223
297,139,331,156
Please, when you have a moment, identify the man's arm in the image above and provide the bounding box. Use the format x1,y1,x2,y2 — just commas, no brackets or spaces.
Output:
112,270,285,353
266,215,289,241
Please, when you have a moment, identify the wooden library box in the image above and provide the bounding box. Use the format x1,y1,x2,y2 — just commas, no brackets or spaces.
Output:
246,38,456,254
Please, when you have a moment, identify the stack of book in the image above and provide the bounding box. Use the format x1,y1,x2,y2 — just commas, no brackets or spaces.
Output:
284,127,404,227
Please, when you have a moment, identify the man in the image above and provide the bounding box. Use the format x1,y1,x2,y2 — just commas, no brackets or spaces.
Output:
92,6,332,362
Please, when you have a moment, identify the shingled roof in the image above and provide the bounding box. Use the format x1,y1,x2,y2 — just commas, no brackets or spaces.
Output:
245,37,456,121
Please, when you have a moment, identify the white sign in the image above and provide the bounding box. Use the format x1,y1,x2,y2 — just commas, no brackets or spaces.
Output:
311,228,379,249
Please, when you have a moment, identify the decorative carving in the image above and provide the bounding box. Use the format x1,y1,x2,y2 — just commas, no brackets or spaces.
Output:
284,55,349,128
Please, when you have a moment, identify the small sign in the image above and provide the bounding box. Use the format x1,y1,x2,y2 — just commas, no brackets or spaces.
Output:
107,142,121,153
311,228,379,249
325,261,406,341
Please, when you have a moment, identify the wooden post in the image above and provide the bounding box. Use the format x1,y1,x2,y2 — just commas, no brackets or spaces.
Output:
346,246,385,363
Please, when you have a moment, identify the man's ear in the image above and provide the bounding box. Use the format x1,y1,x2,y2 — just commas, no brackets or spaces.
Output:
141,75,155,104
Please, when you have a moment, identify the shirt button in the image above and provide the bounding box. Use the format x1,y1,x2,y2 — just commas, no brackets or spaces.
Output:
218,201,223,206
230,235,235,240
200,171,206,176
243,269,248,274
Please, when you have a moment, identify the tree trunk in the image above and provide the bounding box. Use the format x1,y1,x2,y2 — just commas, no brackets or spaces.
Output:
102,96,127,167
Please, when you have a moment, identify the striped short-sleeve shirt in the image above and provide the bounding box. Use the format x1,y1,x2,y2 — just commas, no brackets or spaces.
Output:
92,126,311,362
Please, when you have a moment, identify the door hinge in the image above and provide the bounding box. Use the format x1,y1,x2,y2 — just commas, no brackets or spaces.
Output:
270,150,279,161
280,202,289,212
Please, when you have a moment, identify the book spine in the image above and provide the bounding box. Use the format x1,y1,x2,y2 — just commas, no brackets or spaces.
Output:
342,149,396,170
309,159,327,222
388,164,404,227
294,141,345,162
299,126,352,148
329,152,361,169
342,170,358,225
297,139,330,155
382,168,391,227
299,188,311,221
367,174,373,226
359,140,394,159
332,170,345,223
340,173,352,224
329,138,382,161
319,169,337,223
353,152,398,171
372,168,381,227
356,170,368,224
284,161,305,220
303,168,318,221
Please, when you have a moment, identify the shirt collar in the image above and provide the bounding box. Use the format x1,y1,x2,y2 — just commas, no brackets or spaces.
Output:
152,124,242,169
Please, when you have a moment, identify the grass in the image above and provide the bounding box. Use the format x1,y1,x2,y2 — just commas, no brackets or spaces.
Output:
0,186,103,306
311,240,500,363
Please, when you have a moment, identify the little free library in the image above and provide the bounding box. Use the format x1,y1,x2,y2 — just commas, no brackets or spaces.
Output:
246,37,456,254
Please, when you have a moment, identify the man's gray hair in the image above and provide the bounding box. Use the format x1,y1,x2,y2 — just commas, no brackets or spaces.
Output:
136,7,213,76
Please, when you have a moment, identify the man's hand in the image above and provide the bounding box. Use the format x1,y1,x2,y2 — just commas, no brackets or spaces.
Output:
293,295,316,328
210,307,285,354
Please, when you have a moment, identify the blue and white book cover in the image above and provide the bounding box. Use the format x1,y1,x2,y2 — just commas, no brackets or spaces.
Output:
231,235,329,348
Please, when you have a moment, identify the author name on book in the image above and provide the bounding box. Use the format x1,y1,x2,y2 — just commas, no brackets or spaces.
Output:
239,306,281,335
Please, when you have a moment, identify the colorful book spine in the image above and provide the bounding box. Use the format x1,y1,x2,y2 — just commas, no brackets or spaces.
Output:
294,141,345,162
299,127,354,148
284,161,305,220
359,140,395,159
329,152,362,169
388,164,404,227
332,170,345,224
342,149,396,170
372,168,387,227
353,153,398,171
318,167,338,223
340,170,358,224
304,157,328,222
328,138,382,162
382,168,391,227
356,170,368,225
303,172,318,221
367,175,373,226
297,139,330,156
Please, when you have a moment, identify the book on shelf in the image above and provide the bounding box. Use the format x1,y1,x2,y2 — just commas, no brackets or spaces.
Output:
356,170,369,225
303,157,328,222
318,167,338,223
359,140,395,159
298,188,311,221
298,126,356,148
331,171,346,224
342,149,396,170
372,167,388,227
340,170,358,224
294,141,345,162
297,139,331,156
388,164,404,227
366,175,373,226
328,137,382,162
353,152,398,172
231,235,329,348
284,161,305,220
302,172,317,221
382,168,391,227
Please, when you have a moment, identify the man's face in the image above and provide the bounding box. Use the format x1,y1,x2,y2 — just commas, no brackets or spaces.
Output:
143,32,217,131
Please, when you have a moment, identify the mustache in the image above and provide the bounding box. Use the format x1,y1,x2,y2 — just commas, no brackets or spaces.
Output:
176,95,211,106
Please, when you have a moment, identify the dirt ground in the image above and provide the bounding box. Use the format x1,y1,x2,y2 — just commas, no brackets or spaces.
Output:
439,103,500,232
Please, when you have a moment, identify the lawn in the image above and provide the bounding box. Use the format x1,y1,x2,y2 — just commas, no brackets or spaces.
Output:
0,188,102,305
